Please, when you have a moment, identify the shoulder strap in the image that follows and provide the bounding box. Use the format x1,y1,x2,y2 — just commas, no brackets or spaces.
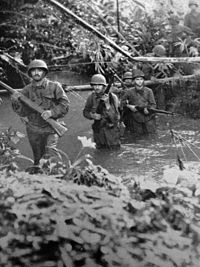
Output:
109,93,119,114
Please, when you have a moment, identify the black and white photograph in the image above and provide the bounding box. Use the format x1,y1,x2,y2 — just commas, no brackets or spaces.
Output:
0,0,200,266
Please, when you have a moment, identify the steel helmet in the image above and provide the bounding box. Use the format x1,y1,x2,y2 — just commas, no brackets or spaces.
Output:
90,74,107,86
153,45,166,57
189,0,198,6
28,59,48,77
123,71,132,80
132,69,145,79
169,14,180,23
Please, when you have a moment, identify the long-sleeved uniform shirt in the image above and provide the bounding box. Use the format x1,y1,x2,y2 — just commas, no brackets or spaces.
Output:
83,92,119,121
184,11,200,36
83,92,120,148
122,86,156,109
13,78,69,131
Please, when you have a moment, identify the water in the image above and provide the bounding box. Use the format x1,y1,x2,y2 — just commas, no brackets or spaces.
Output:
1,71,200,180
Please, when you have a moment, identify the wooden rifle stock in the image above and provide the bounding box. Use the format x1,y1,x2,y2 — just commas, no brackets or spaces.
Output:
0,80,67,136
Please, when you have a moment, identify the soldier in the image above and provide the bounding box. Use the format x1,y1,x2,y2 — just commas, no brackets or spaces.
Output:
11,59,69,174
83,74,121,149
141,44,167,80
184,0,200,37
122,69,157,135
111,71,133,100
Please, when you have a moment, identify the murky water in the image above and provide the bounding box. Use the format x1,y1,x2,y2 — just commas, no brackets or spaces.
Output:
1,71,200,180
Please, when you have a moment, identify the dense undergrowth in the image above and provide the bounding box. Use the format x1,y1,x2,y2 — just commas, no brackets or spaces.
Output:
0,128,200,267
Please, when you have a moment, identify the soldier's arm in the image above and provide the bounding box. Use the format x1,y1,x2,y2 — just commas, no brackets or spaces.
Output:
148,89,156,109
184,14,190,29
121,90,129,106
50,82,70,119
83,94,94,120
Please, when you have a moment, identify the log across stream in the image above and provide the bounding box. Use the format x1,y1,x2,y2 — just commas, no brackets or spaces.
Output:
1,72,200,181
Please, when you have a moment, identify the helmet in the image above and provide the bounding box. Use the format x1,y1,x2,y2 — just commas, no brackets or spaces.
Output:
153,45,166,57
90,74,107,86
168,14,180,23
132,69,145,79
189,0,198,6
123,71,132,80
28,59,48,77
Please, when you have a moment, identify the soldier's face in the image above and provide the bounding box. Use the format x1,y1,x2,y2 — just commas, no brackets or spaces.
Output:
134,77,144,88
31,68,45,81
124,78,132,86
93,84,105,95
190,4,197,11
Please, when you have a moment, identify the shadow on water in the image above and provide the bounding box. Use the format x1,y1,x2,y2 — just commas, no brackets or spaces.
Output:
85,116,200,180
1,71,200,180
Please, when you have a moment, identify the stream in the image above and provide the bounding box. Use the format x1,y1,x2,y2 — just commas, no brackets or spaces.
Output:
1,71,200,180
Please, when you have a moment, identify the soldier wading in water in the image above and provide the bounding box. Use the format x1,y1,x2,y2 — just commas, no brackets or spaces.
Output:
11,59,69,174
83,74,121,149
122,69,157,135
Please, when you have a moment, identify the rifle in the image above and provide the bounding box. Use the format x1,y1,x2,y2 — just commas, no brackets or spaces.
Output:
0,80,68,137
135,106,175,115
93,74,116,132
96,73,115,114
108,68,129,90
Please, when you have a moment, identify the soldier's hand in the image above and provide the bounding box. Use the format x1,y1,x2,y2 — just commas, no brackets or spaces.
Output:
143,107,149,115
101,94,109,103
127,104,137,112
11,91,21,101
41,110,52,120
90,113,101,120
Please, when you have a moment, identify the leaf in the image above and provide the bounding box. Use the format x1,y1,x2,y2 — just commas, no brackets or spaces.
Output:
56,218,70,239
16,154,34,163
59,246,74,267
10,135,20,144
80,229,101,244
15,131,25,138
77,136,96,148
128,199,145,211
11,248,33,257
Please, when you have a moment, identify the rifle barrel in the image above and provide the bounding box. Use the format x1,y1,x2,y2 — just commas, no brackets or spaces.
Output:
149,108,174,115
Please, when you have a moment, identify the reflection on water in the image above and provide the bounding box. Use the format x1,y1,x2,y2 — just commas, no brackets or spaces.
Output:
1,72,200,180
84,116,200,180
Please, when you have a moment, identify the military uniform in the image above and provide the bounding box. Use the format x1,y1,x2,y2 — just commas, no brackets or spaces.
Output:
12,77,69,165
184,0,200,37
122,85,156,135
83,91,120,149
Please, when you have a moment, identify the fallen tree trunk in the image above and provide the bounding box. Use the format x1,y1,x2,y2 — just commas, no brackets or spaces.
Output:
64,73,198,90
0,53,30,81
1,73,197,94
134,56,200,63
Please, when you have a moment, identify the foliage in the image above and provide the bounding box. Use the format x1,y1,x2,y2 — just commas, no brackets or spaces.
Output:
0,127,32,173
175,77,200,119
1,157,200,266
1,0,200,116
1,0,200,78
0,128,200,266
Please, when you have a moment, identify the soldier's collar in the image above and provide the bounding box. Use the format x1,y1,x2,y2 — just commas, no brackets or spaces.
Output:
32,78,47,89
135,87,144,93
